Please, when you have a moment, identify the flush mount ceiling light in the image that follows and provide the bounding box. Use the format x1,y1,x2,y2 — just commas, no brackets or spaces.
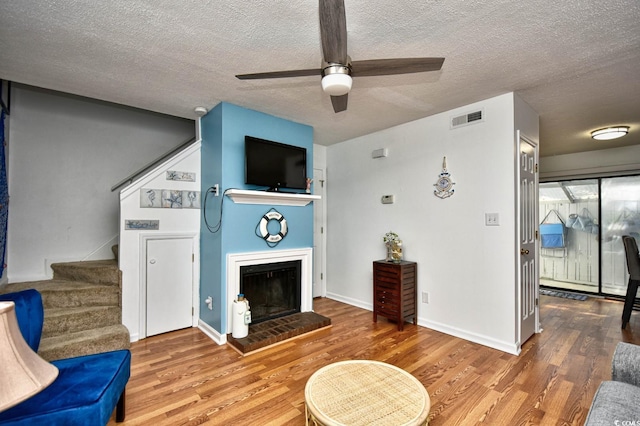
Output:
591,126,630,140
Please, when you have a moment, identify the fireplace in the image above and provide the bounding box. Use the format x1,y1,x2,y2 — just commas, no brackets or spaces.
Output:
240,260,301,324
226,248,313,336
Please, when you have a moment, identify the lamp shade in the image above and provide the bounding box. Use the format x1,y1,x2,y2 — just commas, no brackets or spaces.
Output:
591,126,629,140
0,301,58,412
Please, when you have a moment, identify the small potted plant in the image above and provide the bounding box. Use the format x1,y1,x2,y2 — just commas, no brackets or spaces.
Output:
383,231,403,263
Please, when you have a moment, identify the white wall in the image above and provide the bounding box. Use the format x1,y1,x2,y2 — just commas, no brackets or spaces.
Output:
326,93,536,354
119,141,201,342
313,144,327,169
7,84,194,282
540,145,640,180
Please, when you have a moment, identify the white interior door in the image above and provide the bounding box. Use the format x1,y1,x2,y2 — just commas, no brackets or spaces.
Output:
146,238,193,336
313,168,325,298
518,133,539,346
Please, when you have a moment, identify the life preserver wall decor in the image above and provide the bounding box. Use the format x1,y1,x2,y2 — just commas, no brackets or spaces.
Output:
256,208,288,247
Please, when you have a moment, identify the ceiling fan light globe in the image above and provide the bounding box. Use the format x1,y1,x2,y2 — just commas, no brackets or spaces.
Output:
322,74,352,96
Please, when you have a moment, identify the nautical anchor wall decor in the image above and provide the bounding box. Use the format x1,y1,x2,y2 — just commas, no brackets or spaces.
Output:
433,156,455,199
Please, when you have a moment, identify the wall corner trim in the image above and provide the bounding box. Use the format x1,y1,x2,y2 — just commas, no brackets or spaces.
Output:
198,320,227,345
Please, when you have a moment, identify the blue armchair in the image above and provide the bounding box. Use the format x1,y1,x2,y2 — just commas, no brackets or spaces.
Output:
0,289,131,425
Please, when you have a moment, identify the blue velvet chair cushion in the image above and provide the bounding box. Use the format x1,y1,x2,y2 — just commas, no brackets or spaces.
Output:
0,289,44,351
0,350,131,426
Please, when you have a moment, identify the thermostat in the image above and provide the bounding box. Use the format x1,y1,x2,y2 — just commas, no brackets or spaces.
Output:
381,195,395,204
372,148,388,159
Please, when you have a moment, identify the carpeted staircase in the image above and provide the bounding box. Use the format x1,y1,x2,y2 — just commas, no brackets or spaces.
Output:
0,259,130,361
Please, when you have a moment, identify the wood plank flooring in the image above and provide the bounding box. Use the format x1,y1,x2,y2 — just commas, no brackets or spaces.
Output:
108,295,640,425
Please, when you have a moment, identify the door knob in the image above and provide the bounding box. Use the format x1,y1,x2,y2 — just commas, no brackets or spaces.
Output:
149,259,156,264
520,249,529,255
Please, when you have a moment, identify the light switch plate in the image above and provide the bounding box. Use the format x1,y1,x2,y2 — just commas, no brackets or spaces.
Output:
485,212,500,226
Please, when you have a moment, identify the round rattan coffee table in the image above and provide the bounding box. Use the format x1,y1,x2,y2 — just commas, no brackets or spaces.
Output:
304,360,430,426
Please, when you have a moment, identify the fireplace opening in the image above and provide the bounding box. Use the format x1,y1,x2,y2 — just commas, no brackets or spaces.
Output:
240,260,301,324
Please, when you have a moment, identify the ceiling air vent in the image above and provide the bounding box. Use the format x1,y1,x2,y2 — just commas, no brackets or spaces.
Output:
450,109,484,129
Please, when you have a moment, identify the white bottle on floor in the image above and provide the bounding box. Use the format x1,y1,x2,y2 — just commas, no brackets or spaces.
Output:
232,294,251,338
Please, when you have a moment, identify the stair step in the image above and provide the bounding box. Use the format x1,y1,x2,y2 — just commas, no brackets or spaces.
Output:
51,259,120,286
38,324,131,362
43,306,122,337
1,280,120,308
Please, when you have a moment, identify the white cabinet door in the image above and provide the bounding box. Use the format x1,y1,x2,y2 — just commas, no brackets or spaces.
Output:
146,238,193,336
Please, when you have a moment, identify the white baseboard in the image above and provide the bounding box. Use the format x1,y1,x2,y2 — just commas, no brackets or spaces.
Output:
82,234,119,261
325,292,372,312
9,272,50,282
418,317,520,355
198,320,227,345
325,291,520,355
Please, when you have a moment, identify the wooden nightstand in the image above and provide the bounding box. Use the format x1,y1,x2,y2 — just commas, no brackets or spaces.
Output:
373,260,417,331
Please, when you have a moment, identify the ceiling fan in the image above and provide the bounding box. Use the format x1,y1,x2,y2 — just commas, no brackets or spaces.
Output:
235,0,444,113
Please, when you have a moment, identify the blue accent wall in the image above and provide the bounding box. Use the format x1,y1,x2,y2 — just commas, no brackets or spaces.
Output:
200,103,313,333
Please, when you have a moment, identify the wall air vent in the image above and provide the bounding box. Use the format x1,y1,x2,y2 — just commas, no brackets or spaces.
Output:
450,109,484,129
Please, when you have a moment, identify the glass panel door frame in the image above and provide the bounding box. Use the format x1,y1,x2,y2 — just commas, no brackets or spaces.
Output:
540,173,640,297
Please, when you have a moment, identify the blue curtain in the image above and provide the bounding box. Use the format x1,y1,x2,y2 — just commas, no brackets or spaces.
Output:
0,111,7,277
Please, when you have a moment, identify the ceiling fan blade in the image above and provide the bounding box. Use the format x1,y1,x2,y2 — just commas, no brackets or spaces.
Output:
351,58,445,77
236,68,321,80
319,0,347,64
330,94,348,113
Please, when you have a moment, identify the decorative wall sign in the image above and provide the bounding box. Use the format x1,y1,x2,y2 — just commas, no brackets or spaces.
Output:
125,220,159,230
433,156,455,199
141,189,200,209
162,190,183,208
141,189,162,208
166,171,196,182
182,190,201,209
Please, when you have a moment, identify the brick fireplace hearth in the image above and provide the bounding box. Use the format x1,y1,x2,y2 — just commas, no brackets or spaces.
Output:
227,311,331,355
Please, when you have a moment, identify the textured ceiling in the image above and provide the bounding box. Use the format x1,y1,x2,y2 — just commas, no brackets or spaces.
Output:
1,0,639,156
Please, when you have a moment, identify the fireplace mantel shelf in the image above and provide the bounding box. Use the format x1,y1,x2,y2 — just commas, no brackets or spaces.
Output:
226,189,320,206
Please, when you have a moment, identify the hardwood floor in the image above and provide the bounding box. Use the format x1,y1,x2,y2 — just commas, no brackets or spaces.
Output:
108,295,640,425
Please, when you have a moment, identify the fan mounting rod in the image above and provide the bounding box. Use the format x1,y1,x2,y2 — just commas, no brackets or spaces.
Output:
321,58,352,96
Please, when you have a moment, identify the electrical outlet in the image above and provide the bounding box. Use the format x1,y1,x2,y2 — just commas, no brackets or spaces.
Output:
422,292,429,304
213,184,220,197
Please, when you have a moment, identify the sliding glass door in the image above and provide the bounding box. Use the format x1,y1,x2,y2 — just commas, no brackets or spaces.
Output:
539,175,640,296
601,176,640,296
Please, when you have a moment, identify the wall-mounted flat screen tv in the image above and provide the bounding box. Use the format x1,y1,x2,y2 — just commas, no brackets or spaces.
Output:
245,136,307,191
